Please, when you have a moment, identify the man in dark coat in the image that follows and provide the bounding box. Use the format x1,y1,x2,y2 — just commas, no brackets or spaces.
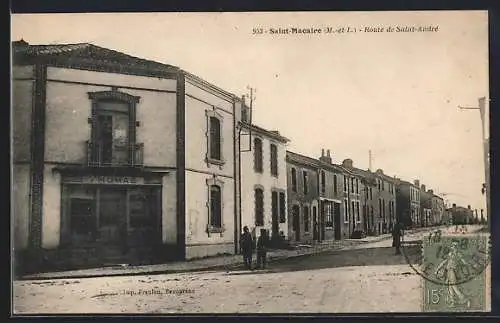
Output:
392,222,403,255
240,226,254,270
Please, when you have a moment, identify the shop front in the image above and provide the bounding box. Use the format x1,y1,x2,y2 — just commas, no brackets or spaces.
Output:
56,173,165,269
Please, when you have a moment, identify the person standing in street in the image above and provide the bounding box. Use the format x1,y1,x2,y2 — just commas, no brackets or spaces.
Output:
240,226,254,270
392,222,403,255
256,229,269,269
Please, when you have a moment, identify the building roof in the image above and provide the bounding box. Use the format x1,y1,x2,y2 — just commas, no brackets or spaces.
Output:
12,39,236,99
286,151,321,169
12,40,180,72
286,151,356,175
241,122,290,143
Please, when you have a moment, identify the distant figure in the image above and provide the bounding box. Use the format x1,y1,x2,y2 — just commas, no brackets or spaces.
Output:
256,229,270,269
240,226,254,270
392,222,403,255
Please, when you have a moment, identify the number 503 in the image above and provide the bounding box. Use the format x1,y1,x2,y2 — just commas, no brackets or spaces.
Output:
427,288,444,304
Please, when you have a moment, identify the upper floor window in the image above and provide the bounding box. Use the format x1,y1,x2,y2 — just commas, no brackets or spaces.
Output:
381,180,385,191
355,178,359,194
333,175,338,194
369,187,373,200
255,187,264,226
209,117,221,160
88,90,141,167
270,143,278,176
205,109,224,166
254,137,263,173
344,199,349,223
321,170,326,194
291,168,297,192
351,177,355,193
344,176,348,192
303,171,309,195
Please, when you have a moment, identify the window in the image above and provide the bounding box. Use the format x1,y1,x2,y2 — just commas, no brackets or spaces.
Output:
70,196,96,235
255,188,264,226
356,201,360,222
344,199,349,223
303,171,309,195
206,177,224,233
381,180,385,191
355,179,359,194
321,170,326,194
291,168,297,192
254,138,263,172
270,144,278,176
88,90,141,167
371,206,374,221
304,206,310,232
209,185,222,228
344,176,348,192
205,109,224,165
279,192,286,223
382,199,386,220
351,178,355,193
333,175,338,194
128,190,155,228
209,117,221,160
351,201,355,222
325,202,333,227
370,187,373,200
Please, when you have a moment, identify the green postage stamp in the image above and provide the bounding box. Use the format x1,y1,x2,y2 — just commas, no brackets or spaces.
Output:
421,232,490,312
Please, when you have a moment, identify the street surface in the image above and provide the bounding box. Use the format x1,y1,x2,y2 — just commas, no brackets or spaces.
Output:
13,226,489,314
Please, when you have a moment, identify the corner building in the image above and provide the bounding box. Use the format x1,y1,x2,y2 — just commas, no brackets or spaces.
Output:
12,40,240,272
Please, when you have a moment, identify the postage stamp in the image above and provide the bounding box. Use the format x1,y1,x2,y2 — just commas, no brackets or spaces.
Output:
420,233,490,312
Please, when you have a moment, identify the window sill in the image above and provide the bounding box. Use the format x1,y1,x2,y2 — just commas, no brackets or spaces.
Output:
206,225,225,233
206,158,225,167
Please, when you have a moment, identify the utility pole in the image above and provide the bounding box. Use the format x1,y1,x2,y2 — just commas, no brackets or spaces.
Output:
246,85,256,112
458,97,490,230
368,150,373,172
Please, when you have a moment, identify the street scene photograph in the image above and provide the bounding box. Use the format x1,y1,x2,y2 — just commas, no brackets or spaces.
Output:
11,10,490,314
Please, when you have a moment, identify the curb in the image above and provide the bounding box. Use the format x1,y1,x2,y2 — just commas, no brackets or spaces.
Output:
18,233,403,281
18,242,356,281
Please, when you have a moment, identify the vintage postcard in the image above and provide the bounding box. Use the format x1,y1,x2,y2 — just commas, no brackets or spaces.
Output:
11,11,490,314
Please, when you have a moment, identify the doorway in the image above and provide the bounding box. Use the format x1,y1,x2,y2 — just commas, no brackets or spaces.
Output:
312,206,318,241
292,205,300,241
98,188,127,258
334,202,341,240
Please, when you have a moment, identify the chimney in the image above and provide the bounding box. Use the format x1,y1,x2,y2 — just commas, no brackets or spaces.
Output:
452,203,457,211
414,179,420,187
319,149,332,164
376,168,384,174
467,205,471,210
421,184,426,191
342,158,353,168
428,189,434,194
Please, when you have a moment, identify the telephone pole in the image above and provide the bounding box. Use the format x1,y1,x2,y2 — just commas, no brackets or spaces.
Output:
368,150,373,171
458,97,490,230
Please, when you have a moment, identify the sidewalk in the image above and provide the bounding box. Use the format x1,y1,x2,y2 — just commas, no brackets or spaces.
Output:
19,227,441,281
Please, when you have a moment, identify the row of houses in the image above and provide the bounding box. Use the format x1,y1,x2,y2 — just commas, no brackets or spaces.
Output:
12,40,448,273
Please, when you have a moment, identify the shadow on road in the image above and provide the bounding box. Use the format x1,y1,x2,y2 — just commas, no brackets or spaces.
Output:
224,244,423,276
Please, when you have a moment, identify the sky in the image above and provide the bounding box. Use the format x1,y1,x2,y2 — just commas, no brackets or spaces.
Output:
11,11,489,214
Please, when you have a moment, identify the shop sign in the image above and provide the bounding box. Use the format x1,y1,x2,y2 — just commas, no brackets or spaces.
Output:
64,175,145,185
